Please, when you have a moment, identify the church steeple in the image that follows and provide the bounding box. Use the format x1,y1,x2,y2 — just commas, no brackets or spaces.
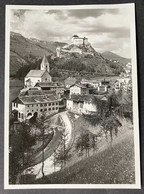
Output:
40,55,50,72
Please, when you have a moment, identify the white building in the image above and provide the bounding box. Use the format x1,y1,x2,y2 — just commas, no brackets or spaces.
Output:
88,79,102,88
24,55,52,87
12,88,60,122
35,82,65,96
66,95,97,114
70,83,89,96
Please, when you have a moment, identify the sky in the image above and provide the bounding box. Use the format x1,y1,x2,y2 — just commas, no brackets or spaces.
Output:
10,8,132,58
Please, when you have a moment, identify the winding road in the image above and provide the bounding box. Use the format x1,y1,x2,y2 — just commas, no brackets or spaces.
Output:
23,111,73,179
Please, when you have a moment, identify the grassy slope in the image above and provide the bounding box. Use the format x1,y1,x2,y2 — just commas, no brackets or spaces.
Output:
10,32,67,76
36,121,135,184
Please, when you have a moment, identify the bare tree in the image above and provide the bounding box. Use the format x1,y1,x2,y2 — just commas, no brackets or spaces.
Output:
34,112,51,178
54,128,71,169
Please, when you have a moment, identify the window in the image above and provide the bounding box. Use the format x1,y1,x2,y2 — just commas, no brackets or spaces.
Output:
56,107,58,110
52,103,54,106
40,109,43,112
27,105,29,108
49,103,51,106
44,104,47,106
32,110,33,112
44,108,47,111
52,107,55,110
49,108,51,111
40,104,43,107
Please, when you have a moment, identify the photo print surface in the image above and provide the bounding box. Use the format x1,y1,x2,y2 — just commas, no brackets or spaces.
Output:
4,3,140,189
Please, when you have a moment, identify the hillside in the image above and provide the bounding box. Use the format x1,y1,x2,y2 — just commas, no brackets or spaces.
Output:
36,127,134,184
101,51,131,65
10,32,67,76
10,32,125,78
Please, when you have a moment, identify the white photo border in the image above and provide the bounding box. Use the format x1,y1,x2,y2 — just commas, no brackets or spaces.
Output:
4,3,141,189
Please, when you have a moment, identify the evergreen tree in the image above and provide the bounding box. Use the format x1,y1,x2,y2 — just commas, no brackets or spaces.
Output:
9,122,36,184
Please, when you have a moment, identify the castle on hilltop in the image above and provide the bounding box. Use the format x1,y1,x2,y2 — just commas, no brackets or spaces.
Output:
71,35,89,46
56,35,93,58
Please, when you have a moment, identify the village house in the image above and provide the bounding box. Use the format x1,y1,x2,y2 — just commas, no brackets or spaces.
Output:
70,83,89,96
12,88,60,122
66,95,97,114
35,82,65,96
88,79,102,88
24,55,52,87
80,78,89,85
66,94,108,114
64,77,77,88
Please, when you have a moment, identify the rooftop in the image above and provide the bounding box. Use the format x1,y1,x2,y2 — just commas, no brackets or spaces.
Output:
35,82,64,87
70,83,87,89
14,94,60,105
64,77,77,86
25,70,46,77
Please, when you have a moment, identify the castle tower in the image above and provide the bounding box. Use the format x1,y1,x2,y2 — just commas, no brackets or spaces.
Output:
40,55,50,72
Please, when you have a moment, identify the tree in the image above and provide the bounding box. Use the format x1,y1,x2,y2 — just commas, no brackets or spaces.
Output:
83,93,122,142
34,112,51,178
75,130,91,158
54,128,71,169
101,115,122,141
9,122,36,184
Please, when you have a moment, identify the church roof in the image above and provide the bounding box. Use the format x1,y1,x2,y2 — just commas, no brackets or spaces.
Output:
41,55,49,66
25,70,46,77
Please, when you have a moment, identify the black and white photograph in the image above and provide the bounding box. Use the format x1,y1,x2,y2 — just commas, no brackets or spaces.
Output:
4,4,140,189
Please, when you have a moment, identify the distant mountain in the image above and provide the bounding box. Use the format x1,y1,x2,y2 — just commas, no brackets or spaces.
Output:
10,32,125,78
10,32,67,76
101,51,131,65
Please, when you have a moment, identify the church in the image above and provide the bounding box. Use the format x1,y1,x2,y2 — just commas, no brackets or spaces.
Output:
24,55,52,87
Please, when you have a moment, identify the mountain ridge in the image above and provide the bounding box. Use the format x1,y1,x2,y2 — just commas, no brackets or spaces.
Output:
101,51,131,65
10,32,126,78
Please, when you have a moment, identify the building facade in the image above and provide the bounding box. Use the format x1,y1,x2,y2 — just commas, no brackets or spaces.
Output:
35,82,64,96
66,95,97,114
70,84,89,96
24,55,52,87
12,89,60,122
